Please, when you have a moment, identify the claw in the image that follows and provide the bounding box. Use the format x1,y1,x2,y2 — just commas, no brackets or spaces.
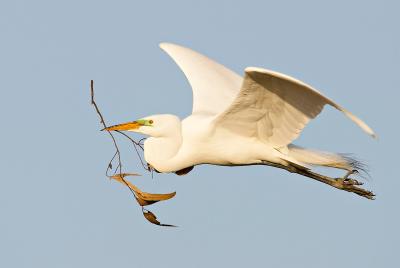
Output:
343,178,363,186
343,169,358,179
333,177,374,199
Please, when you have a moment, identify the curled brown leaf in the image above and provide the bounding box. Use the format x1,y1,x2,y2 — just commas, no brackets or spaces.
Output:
143,209,177,227
109,173,176,206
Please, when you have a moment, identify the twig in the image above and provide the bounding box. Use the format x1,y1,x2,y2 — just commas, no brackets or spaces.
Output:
90,80,149,173
115,130,149,171
90,80,136,196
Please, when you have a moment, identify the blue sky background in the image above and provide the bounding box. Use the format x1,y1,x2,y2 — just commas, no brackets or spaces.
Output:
0,0,399,267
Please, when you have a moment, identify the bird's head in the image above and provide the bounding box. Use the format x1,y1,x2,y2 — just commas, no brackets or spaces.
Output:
103,114,181,137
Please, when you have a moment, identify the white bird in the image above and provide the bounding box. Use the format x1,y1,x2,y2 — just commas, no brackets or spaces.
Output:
105,43,376,199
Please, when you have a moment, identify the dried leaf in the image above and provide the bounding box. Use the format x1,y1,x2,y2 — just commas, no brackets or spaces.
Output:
109,173,142,192
135,196,158,206
137,191,176,202
143,209,176,227
109,173,176,206
110,173,141,179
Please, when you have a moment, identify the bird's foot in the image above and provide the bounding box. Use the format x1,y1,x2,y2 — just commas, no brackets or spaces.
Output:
341,169,363,186
333,175,375,200
268,162,375,200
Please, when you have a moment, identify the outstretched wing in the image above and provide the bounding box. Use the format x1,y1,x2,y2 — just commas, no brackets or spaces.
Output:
159,43,243,117
214,67,376,148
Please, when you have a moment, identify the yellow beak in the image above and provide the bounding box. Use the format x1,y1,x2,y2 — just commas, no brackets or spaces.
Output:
102,121,141,131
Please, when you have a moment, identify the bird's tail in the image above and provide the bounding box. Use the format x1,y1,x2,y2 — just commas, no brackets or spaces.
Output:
287,144,367,173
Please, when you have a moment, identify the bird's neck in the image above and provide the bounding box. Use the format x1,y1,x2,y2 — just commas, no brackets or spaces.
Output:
144,132,183,172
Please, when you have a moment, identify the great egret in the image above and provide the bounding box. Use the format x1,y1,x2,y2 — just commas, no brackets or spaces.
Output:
105,43,376,199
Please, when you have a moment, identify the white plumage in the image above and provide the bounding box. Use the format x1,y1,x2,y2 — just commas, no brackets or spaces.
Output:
105,42,376,198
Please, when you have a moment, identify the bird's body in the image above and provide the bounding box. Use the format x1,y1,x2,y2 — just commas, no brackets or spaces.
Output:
144,115,288,173
105,42,376,199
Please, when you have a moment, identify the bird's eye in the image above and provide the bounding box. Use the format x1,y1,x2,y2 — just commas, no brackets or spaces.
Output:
149,120,153,124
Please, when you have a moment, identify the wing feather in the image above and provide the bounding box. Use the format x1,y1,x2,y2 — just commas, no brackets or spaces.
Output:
214,67,376,148
159,43,243,117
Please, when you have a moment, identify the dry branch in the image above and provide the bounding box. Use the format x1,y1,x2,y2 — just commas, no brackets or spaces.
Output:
90,80,176,227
